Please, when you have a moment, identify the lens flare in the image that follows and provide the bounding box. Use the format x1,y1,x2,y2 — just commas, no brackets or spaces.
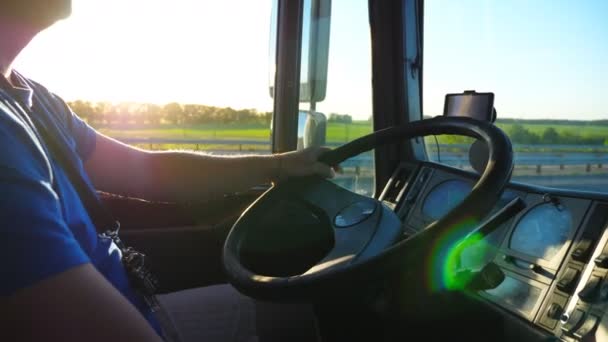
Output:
425,217,487,292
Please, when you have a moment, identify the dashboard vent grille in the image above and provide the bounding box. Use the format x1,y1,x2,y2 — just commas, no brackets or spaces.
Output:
571,202,608,262
383,167,411,204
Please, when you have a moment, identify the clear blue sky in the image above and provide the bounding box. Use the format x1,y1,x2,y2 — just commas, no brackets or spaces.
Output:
15,0,607,121
424,0,608,119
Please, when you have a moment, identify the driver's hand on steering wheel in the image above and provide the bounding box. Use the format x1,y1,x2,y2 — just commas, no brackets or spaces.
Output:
273,146,341,182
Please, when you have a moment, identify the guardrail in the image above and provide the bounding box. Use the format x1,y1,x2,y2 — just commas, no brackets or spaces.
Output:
119,138,608,173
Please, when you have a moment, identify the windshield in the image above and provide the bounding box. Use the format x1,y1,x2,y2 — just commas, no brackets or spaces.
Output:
423,0,608,193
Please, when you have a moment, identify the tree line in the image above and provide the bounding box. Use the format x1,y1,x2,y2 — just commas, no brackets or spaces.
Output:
497,118,608,127
507,124,607,145
67,100,272,127
69,100,606,145
438,123,607,146
328,113,353,123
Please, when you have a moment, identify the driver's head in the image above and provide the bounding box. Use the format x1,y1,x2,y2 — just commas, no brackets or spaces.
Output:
0,0,72,30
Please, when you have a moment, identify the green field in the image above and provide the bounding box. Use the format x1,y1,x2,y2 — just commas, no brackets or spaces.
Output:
97,120,608,148
496,122,608,139
99,121,374,144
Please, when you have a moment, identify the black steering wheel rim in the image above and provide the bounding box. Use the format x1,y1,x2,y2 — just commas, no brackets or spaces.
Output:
223,116,513,301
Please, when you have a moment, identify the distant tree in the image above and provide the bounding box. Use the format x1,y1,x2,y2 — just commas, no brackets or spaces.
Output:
69,100,95,122
541,127,560,144
261,112,272,125
130,103,147,126
164,102,184,125
507,124,540,144
144,104,163,125
183,104,201,124
217,107,237,124
92,101,112,126
328,113,353,124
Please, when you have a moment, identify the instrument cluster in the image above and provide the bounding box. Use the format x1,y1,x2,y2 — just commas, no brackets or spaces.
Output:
380,162,608,341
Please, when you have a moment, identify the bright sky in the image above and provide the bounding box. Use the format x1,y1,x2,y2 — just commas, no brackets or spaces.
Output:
14,0,608,120
424,0,608,119
15,0,275,111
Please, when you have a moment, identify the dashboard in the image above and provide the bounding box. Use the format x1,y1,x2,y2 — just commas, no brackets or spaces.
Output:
378,161,608,341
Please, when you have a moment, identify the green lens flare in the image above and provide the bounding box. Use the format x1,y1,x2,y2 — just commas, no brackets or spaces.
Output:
426,218,488,292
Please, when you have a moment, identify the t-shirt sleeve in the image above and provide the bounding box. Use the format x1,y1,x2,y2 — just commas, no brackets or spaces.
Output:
67,108,97,161
0,115,90,296
50,94,97,162
20,78,98,162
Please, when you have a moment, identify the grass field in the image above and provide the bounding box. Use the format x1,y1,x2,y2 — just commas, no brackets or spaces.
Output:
496,122,608,140
97,120,608,148
99,121,374,144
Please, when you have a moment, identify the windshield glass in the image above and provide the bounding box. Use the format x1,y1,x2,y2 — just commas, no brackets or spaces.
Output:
423,0,608,192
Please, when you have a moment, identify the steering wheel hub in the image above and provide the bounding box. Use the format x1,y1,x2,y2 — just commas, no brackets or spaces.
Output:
334,199,377,228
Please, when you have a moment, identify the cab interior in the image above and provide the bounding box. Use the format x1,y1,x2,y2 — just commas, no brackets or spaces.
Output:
47,0,608,341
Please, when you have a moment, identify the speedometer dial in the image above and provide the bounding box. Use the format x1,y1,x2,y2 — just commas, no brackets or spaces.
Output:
422,180,472,220
509,203,573,261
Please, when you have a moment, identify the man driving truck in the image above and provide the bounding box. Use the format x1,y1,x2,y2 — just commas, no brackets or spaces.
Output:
0,1,334,341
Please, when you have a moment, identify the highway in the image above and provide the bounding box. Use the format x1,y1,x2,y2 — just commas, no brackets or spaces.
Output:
511,174,608,193
119,138,608,194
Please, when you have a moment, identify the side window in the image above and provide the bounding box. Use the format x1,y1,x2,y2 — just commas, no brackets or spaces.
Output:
18,1,275,155
422,1,608,193
298,0,375,196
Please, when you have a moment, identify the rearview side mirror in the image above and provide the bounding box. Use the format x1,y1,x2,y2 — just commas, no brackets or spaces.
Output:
298,110,327,149
269,0,331,103
270,110,327,150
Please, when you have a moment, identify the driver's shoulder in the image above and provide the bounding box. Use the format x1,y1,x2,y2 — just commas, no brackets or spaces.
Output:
0,89,53,183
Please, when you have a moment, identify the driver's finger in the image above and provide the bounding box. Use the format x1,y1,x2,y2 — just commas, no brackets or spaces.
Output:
312,162,335,179
310,146,341,171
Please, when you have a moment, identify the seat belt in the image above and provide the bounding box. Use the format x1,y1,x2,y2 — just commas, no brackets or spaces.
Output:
0,77,181,342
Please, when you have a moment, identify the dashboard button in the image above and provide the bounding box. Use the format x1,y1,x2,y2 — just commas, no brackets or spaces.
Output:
528,263,543,274
573,314,599,339
556,268,580,294
561,309,585,333
540,303,562,330
502,254,514,263
572,240,593,262
547,303,562,319
594,254,608,268
578,275,602,303
599,278,608,301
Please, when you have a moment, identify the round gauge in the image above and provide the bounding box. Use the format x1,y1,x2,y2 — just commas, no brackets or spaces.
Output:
422,180,472,220
509,203,573,261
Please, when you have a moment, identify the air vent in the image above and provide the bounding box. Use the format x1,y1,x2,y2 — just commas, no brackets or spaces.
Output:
382,167,412,205
571,202,608,263
402,167,432,204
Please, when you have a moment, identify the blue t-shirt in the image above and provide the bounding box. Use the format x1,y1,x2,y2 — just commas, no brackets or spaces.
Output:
0,72,162,336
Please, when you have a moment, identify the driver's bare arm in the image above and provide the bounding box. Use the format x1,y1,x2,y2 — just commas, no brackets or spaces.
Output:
0,264,163,342
85,131,335,203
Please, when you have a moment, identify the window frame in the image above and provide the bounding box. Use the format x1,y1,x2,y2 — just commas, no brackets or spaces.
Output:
271,0,304,153
271,0,426,196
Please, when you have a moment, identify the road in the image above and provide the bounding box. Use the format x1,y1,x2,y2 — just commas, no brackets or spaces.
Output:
511,174,608,193
119,138,608,194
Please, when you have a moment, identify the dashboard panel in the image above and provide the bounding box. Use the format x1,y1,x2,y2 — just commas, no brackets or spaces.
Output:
421,179,472,220
379,161,608,341
510,202,573,261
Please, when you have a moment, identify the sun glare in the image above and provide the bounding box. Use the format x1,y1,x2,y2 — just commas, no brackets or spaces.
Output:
15,1,273,111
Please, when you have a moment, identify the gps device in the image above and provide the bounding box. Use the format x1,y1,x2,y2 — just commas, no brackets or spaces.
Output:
443,90,495,122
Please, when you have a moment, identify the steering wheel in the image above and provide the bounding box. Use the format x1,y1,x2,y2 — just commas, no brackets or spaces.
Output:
223,116,513,301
